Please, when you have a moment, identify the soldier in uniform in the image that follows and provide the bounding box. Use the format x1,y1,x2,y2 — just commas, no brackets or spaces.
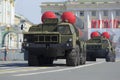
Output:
4,47,8,61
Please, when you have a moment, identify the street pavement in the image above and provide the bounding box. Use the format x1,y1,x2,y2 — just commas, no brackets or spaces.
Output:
0,58,120,80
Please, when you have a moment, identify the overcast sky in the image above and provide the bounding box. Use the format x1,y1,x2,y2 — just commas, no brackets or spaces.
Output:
15,0,65,24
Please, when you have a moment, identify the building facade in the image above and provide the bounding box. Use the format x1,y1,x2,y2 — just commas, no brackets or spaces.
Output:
0,0,15,26
41,0,120,29
0,0,32,49
0,0,33,60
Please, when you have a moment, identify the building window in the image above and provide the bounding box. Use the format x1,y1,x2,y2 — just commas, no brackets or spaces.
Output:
80,11,84,16
92,11,96,16
103,10,108,16
116,10,120,16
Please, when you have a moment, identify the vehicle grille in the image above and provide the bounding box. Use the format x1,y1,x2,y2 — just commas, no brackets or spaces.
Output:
87,45,101,49
24,34,59,44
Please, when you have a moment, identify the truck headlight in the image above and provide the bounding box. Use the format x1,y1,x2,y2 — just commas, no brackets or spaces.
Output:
105,48,109,53
24,38,27,42
68,38,72,42
66,43,70,47
26,43,29,47
66,38,72,47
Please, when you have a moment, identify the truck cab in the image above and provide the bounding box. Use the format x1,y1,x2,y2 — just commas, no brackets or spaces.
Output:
22,18,86,66
86,36,115,62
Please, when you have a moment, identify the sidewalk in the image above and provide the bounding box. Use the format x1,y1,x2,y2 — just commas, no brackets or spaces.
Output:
0,49,24,61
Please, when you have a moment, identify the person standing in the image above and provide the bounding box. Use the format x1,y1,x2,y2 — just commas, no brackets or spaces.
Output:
4,47,8,61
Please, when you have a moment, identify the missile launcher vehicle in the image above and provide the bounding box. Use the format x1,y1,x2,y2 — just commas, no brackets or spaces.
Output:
22,11,86,66
86,32,116,62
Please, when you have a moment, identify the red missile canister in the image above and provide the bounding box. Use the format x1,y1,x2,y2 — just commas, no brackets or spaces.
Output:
91,31,100,38
101,32,110,39
41,11,57,22
61,11,76,24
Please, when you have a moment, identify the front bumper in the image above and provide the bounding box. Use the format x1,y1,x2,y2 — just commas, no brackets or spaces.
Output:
86,49,108,58
22,43,73,57
22,42,72,49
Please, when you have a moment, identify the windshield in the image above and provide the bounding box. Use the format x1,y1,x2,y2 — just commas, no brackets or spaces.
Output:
88,39,101,43
57,25,71,35
102,40,108,44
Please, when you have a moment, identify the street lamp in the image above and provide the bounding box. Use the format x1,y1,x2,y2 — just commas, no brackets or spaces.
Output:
6,25,11,48
6,24,11,31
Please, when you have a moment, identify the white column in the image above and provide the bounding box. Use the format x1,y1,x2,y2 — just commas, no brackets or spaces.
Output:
6,0,9,24
86,11,91,29
98,11,103,28
0,1,3,26
75,11,77,16
5,0,7,24
8,0,11,24
10,0,14,25
3,0,6,24
74,11,79,17
110,11,115,28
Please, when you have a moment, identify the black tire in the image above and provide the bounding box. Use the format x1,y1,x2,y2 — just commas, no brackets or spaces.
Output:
66,45,80,66
83,43,86,64
80,48,86,65
28,53,39,66
80,53,86,65
83,52,86,64
106,52,115,62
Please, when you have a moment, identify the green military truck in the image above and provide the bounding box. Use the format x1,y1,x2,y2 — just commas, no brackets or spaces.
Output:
22,18,86,66
86,36,116,62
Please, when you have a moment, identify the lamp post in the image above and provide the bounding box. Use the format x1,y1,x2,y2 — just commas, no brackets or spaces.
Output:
6,25,11,48
6,24,10,31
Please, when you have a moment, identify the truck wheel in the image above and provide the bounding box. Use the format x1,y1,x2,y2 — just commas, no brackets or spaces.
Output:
80,52,86,65
28,53,39,66
106,52,115,62
83,50,86,64
66,46,80,66
80,47,86,65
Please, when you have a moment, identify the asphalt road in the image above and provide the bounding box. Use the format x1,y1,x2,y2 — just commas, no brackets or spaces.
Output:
0,58,120,80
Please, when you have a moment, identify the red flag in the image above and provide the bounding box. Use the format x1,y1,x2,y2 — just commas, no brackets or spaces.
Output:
102,20,110,28
91,19,97,28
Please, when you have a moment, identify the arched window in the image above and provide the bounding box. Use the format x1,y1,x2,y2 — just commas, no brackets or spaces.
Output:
4,32,17,49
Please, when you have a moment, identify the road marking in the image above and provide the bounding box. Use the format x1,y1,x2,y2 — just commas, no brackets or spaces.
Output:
0,67,48,74
13,61,105,77
0,67,28,71
14,59,120,77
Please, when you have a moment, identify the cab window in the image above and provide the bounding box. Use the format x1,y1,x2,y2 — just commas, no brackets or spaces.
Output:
89,39,101,43
57,26,71,35
102,40,108,44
